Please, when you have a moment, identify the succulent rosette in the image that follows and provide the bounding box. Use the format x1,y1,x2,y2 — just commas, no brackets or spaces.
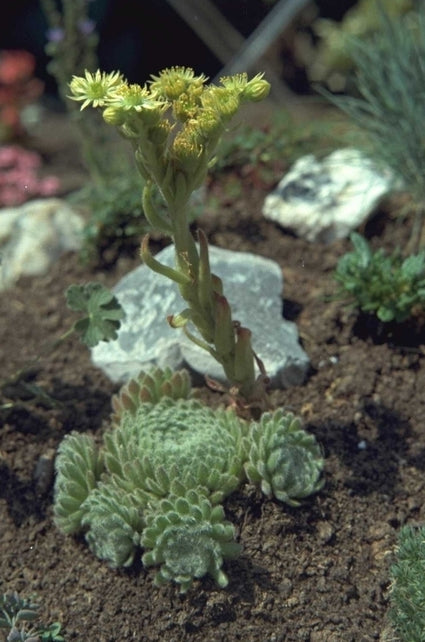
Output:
141,489,241,593
245,409,324,506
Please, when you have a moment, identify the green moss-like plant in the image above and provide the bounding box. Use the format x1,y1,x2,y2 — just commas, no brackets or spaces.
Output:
389,524,425,641
53,368,324,591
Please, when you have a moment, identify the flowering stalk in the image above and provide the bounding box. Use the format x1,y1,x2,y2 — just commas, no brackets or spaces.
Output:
69,67,270,403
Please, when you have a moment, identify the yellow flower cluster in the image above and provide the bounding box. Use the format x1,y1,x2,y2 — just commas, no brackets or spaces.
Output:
68,66,270,206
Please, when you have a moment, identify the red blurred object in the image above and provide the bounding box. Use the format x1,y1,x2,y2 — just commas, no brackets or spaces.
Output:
0,50,44,140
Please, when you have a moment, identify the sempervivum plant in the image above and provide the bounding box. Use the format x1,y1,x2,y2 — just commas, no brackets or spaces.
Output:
53,367,324,591
142,489,241,593
245,409,324,506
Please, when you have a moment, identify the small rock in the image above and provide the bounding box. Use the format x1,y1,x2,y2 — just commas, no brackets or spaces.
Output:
262,148,394,242
91,244,309,388
316,520,334,544
33,447,56,495
0,198,84,291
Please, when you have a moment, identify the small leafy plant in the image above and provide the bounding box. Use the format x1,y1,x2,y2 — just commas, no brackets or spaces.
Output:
53,366,324,592
68,66,271,405
389,524,425,641
0,591,64,641
333,232,425,323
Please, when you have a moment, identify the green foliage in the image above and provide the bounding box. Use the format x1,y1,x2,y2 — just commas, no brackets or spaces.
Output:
111,366,192,427
0,591,64,642
389,524,425,641
65,282,125,347
53,373,324,591
334,232,425,323
245,409,324,506
141,489,241,593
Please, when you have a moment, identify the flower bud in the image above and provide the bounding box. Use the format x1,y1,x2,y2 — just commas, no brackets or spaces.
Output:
102,106,125,126
243,74,270,102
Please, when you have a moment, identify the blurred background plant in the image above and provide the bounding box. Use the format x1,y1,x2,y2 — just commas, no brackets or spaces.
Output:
0,145,60,206
40,0,104,181
300,0,417,92
39,0,156,264
212,107,346,186
318,3,425,255
0,49,44,142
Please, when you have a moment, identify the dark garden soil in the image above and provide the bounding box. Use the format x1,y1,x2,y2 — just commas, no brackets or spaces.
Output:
1,100,424,642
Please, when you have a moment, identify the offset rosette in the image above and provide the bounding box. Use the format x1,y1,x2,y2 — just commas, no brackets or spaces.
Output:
53,432,104,534
245,409,324,506
142,489,241,593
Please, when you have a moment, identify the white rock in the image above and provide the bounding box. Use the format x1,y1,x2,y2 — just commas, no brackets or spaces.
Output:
91,244,309,389
0,198,84,291
262,148,394,243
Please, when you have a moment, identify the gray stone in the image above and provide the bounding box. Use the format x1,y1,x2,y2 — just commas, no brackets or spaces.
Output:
0,198,84,291
262,148,394,243
91,244,309,389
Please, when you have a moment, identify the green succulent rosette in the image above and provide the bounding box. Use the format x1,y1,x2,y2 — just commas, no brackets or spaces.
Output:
141,489,241,593
245,409,324,506
104,397,248,505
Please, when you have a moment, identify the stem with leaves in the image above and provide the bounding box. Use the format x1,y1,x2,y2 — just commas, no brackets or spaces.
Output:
68,66,271,404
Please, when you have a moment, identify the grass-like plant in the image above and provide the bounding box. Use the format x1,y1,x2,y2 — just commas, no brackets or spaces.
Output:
53,366,324,592
320,3,425,253
333,232,425,323
389,524,425,641
68,66,271,405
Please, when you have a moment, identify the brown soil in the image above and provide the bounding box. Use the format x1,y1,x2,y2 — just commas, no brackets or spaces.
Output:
1,101,424,642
